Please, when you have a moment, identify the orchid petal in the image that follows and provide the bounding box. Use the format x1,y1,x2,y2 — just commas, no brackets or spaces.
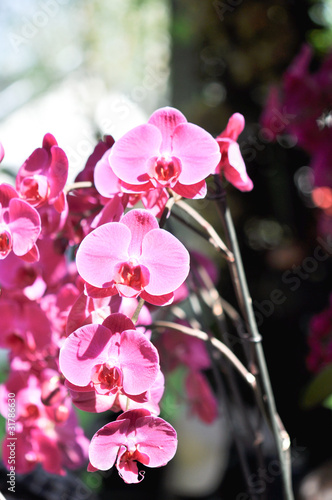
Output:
140,229,190,295
172,123,221,184
89,420,130,471
48,146,69,202
119,330,159,395
8,199,41,256
132,414,177,466
59,324,112,386
173,180,207,199
110,124,162,184
148,106,187,151
94,150,120,197
225,142,253,192
218,113,245,141
120,209,159,257
76,223,131,288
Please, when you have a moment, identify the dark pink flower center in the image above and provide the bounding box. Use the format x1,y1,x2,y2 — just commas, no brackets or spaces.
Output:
23,403,40,420
150,155,182,187
119,448,141,465
20,175,50,207
118,444,150,470
0,229,12,257
114,260,150,292
91,363,123,394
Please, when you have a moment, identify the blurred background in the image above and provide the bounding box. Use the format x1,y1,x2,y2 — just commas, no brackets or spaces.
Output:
1,0,332,499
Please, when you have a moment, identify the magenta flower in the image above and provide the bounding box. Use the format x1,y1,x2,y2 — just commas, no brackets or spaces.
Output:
101,106,221,199
88,408,177,483
0,183,41,262
76,208,190,306
16,133,68,211
66,366,163,414
215,113,253,192
0,296,51,361
59,313,160,400
2,406,89,476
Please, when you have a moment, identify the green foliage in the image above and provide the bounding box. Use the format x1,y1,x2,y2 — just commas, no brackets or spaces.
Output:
301,364,332,408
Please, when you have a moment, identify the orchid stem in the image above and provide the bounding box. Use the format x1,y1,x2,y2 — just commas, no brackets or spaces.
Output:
174,199,234,262
131,297,145,325
149,320,256,388
213,176,294,500
65,181,94,194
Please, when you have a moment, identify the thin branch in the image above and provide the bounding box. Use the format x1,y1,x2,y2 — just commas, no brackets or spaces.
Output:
213,175,293,500
192,260,269,498
65,181,94,194
159,193,180,228
131,297,145,325
174,199,234,262
149,320,256,388
184,272,264,498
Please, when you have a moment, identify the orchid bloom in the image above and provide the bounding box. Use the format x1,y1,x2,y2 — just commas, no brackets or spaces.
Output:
76,208,190,306
16,133,68,212
215,113,253,192
59,313,160,402
88,409,177,483
0,183,41,262
98,106,221,199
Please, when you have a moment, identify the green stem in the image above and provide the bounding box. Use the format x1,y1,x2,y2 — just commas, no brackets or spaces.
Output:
65,181,94,194
149,320,256,388
131,297,145,325
214,177,293,500
175,199,234,262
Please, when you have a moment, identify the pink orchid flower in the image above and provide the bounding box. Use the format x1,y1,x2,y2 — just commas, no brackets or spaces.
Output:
101,106,221,199
76,208,190,306
215,113,253,192
0,183,41,262
59,313,160,402
88,408,177,483
66,365,164,414
2,405,89,476
94,146,170,217
16,133,68,212
0,296,52,362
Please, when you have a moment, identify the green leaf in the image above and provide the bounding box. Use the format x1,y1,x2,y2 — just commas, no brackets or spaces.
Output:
301,364,332,408
323,393,332,410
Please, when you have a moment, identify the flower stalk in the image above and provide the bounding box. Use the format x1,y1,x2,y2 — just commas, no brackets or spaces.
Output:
213,175,294,500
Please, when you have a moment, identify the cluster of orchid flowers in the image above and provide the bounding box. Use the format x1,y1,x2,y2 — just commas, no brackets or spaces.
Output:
261,43,332,236
0,106,253,484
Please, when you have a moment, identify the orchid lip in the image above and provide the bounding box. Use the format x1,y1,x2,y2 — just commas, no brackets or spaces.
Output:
19,175,50,207
114,260,150,291
91,363,123,393
148,154,182,188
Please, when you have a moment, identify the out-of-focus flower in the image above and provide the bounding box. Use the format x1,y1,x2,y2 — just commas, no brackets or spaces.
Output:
215,113,253,192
